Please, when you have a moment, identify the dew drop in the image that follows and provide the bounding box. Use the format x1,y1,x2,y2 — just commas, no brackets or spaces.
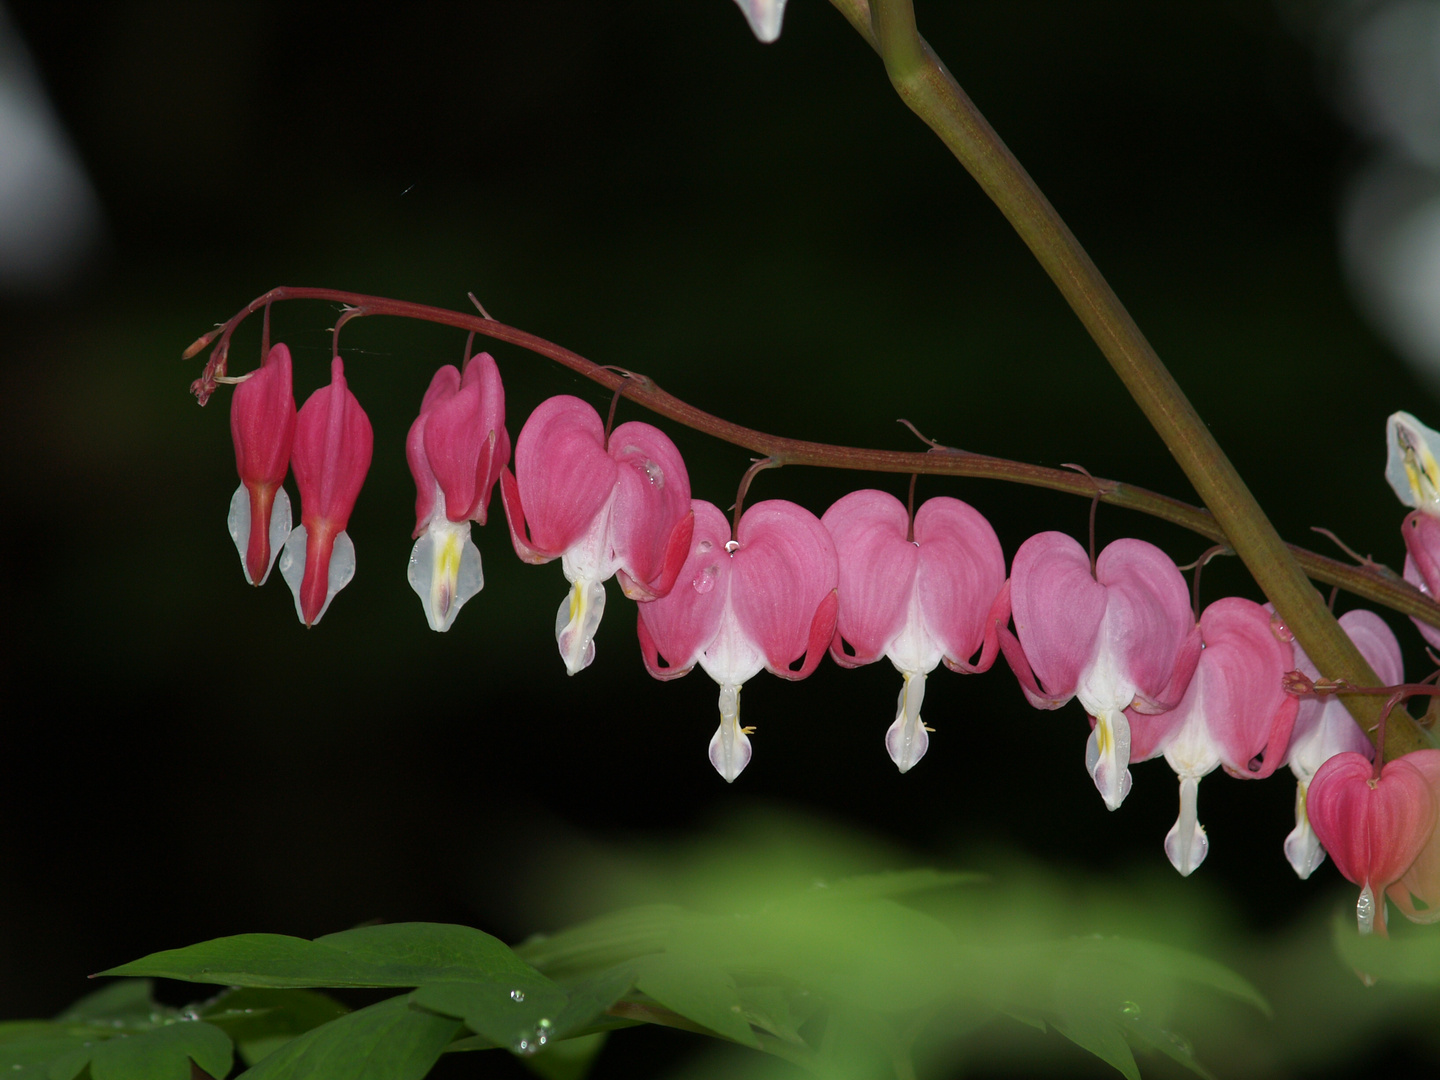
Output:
1269,611,1294,642
514,1038,533,1055
1357,884,1377,934
698,539,713,553
1120,1000,1141,1018
641,459,665,489
510,989,525,1003
691,565,717,594
724,540,739,553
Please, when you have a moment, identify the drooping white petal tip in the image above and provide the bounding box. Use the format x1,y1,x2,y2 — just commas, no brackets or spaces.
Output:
278,525,355,626
1085,711,1133,811
408,519,483,632
1283,783,1327,880
227,483,292,586
1163,776,1209,876
710,684,752,782
732,0,788,43
555,577,606,675
886,672,929,773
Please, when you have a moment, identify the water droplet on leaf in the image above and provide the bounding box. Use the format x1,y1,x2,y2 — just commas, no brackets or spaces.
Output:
510,989,525,1003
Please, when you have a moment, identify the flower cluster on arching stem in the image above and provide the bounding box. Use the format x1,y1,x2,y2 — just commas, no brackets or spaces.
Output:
215,337,1440,938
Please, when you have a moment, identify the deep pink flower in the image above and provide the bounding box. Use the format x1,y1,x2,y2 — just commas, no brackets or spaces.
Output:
1388,750,1440,924
228,343,296,586
1402,510,1440,650
500,395,693,674
1141,597,1297,876
405,353,510,632
821,490,1008,772
1308,749,1440,935
278,357,374,627
637,499,838,781
1282,609,1396,879
1000,533,1201,810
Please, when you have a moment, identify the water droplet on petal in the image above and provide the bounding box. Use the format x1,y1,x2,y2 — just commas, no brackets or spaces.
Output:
1357,884,1378,934
698,539,713,553
510,989,525,1003
1269,611,1294,642
691,564,717,594
641,458,664,489
724,539,739,553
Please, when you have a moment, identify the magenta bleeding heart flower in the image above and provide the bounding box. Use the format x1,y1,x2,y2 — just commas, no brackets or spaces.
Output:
277,357,374,627
821,489,1008,773
228,342,296,586
636,498,838,782
1142,597,1297,876
405,352,510,632
1000,533,1201,810
1282,609,1397,879
1388,750,1440,925
1307,749,1440,935
500,395,693,675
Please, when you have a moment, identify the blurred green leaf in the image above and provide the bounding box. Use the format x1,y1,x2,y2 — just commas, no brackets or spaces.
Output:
88,1021,232,1080
57,981,164,1025
549,964,639,1038
635,952,759,1048
198,987,350,1066
101,923,539,988
1051,1006,1139,1080
236,995,460,1080
518,1032,608,1080
1333,917,1440,984
517,906,678,976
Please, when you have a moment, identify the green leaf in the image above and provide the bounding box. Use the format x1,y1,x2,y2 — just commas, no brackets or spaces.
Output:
0,1034,91,1069
1121,1010,1215,1080
519,1032,608,1080
1334,917,1440,984
198,987,350,1066
1051,1008,1139,1080
515,906,678,976
817,869,981,901
88,1021,232,1080
57,981,163,1025
237,996,460,1080
410,972,566,1052
635,953,759,1048
101,923,540,989
550,964,638,1038
0,1023,68,1045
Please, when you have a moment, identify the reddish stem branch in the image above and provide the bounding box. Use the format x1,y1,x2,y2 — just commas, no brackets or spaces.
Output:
186,287,1440,633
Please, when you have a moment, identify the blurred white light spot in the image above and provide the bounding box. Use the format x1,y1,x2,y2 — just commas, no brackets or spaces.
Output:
1343,158,1440,390
0,3,103,293
1343,0,1440,170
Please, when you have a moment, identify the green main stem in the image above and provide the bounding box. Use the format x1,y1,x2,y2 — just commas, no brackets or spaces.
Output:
846,0,1427,756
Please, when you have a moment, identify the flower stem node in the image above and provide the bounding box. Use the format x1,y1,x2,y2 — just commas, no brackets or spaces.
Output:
227,343,296,585
281,357,373,627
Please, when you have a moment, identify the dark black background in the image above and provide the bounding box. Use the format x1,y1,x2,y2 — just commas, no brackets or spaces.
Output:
1,2,1435,1076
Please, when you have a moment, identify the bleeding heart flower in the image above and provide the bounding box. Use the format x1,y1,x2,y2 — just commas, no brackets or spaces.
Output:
636,499,838,782
228,343,296,586
1282,609,1397,879
1144,597,1297,876
731,0,788,42
821,489,1008,773
1307,749,1440,935
500,395,693,674
405,352,510,632
1000,533,1201,810
1385,411,1440,516
1388,750,1440,924
278,357,374,627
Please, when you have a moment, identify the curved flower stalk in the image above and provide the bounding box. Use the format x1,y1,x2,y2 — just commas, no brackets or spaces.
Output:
1143,598,1297,876
228,342,296,586
500,395,693,675
1283,610,1398,879
1307,749,1440,935
636,499,838,782
999,533,1201,810
405,353,510,632
821,489,1008,773
278,358,374,627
